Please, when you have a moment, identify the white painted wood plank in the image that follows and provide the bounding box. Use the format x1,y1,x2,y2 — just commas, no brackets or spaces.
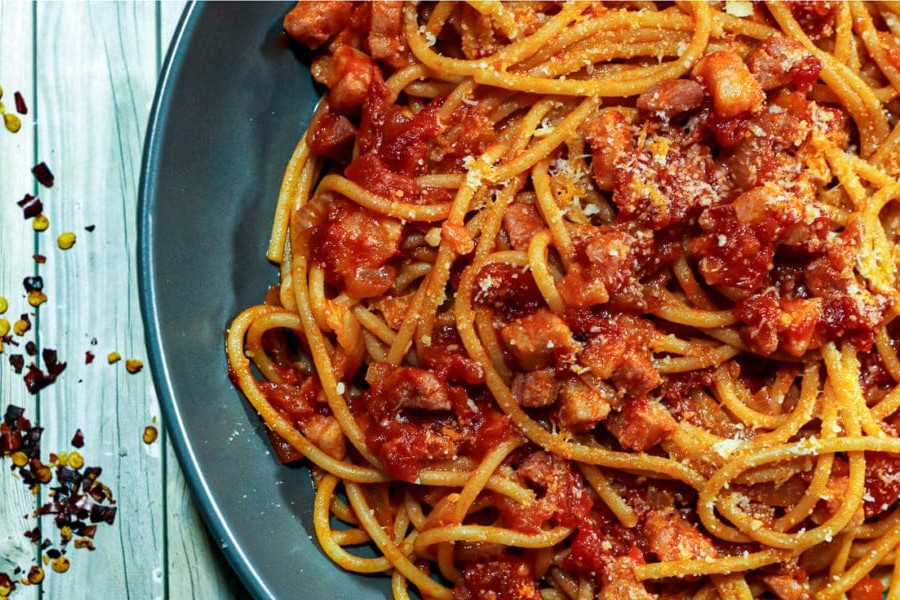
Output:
0,1,40,598
155,3,248,598
34,2,164,598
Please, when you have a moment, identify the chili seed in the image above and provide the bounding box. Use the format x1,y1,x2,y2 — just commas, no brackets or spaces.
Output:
0,296,7,314
10,452,27,468
26,291,46,308
13,317,30,336
50,556,69,573
125,359,143,374
142,426,158,445
26,566,43,585
66,452,83,470
3,113,20,133
32,215,49,232
57,232,75,250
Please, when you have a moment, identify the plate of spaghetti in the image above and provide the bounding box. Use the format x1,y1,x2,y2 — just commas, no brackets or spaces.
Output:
150,1,900,599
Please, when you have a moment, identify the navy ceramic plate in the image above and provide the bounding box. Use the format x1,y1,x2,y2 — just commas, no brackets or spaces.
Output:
138,3,390,598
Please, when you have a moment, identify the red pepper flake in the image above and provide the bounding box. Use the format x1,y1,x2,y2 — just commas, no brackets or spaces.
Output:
84,351,94,365
24,363,53,394
24,341,37,356
23,275,43,294
43,348,66,378
23,529,40,544
2,404,117,585
70,429,84,448
33,254,47,264
22,349,66,395
32,162,54,188
14,91,27,115
9,354,24,374
16,193,42,219
84,224,96,232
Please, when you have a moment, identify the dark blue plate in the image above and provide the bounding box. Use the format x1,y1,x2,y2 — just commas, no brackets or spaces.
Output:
138,3,390,598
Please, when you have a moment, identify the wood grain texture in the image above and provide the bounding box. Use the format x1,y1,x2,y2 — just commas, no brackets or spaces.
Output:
0,2,39,599
35,2,163,598
0,1,249,598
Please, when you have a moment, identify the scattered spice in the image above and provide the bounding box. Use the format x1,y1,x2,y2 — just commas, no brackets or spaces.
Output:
25,566,43,585
70,429,83,448
0,296,7,314
23,277,46,307
84,225,95,233
125,359,143,374
0,572,14,596
0,320,8,338
32,254,46,265
142,425,158,445
32,214,49,232
66,451,83,469
31,162,54,188
23,349,66,395
106,352,121,364
23,276,42,294
57,232,76,250
3,113,21,134
16,194,42,220
50,557,69,574
26,292,45,307
0,405,117,591
13,92,27,115
13,315,31,336
9,355,24,374
24,341,36,356
84,351,94,365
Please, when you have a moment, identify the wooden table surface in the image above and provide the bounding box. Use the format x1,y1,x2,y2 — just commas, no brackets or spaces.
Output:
0,2,248,598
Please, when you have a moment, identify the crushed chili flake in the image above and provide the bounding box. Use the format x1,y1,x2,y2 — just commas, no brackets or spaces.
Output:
31,162,54,188
84,351,94,365
14,92,27,115
24,341,36,356
33,254,46,264
44,349,66,377
16,194,42,220
0,405,117,590
22,349,66,395
9,354,24,374
22,276,42,294
84,224,95,233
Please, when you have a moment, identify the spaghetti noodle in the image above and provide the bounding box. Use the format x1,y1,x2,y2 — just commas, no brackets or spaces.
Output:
227,2,900,598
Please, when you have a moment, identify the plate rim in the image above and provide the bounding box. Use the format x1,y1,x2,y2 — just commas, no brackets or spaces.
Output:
137,3,273,598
